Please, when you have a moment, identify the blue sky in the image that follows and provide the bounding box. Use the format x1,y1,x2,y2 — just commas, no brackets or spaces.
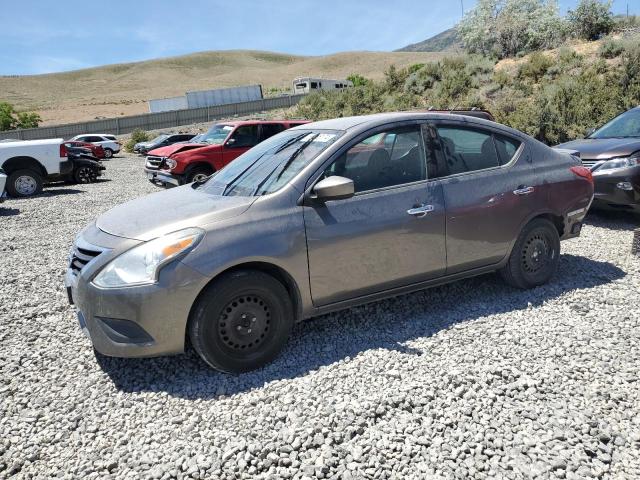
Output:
0,0,635,75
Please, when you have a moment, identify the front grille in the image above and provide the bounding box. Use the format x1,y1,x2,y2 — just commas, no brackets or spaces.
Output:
581,159,598,169
69,245,102,275
146,156,165,170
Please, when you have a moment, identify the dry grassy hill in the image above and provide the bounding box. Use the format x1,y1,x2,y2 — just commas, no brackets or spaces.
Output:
0,50,448,125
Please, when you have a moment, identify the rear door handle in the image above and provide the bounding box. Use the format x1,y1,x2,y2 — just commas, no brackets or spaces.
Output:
407,204,434,217
513,186,535,196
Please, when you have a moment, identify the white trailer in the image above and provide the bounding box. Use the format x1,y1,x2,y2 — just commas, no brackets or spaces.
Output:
148,96,189,113
292,77,353,94
148,85,264,113
186,85,263,108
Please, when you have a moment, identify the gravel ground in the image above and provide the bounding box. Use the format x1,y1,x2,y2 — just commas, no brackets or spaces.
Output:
1,153,639,480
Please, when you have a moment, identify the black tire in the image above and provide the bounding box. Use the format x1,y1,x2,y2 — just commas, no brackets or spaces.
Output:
73,166,98,184
103,148,114,159
188,270,294,373
500,218,560,289
6,169,43,197
185,166,213,184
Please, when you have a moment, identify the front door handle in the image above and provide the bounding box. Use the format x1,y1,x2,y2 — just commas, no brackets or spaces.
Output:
407,204,434,217
513,186,535,196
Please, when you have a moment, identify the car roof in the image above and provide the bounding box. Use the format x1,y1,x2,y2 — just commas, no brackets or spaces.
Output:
294,112,524,138
212,120,310,127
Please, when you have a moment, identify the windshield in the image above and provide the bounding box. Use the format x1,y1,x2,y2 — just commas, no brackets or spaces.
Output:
199,124,234,144
201,129,341,197
150,134,169,143
590,108,640,139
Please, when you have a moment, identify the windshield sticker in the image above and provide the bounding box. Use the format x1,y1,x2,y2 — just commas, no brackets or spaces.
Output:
303,133,335,143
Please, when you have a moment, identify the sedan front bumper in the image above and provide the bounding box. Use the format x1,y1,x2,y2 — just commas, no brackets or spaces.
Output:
64,225,210,358
592,166,640,212
143,167,182,187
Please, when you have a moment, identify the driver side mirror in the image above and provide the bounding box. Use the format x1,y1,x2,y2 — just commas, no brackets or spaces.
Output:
226,138,236,146
585,127,596,137
311,176,354,202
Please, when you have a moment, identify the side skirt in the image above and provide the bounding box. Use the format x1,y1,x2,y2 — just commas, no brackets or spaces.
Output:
309,261,506,319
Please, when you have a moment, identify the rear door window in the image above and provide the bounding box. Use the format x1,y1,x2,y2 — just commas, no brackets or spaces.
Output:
435,126,500,175
260,124,286,141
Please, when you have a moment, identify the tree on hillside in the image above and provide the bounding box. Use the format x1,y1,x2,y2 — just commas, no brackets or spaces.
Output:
0,102,41,131
568,0,614,40
346,74,371,87
458,0,567,58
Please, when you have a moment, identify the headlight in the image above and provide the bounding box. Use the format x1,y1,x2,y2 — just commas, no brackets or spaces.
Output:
594,153,640,172
92,228,204,288
165,158,177,170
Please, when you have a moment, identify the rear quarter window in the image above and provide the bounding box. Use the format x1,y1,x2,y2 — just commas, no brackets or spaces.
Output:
494,134,522,165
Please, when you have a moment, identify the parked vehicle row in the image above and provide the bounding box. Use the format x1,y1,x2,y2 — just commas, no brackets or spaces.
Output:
133,133,195,155
70,134,121,159
144,120,308,186
65,140,105,159
67,112,594,373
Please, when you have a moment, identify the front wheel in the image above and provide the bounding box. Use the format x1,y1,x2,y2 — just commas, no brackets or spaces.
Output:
500,218,560,289
188,270,294,373
6,169,43,197
185,166,213,184
74,166,98,183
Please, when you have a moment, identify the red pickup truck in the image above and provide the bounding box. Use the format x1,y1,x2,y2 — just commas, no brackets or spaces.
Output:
144,120,308,186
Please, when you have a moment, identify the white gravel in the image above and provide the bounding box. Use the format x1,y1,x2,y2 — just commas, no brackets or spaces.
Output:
1,153,639,480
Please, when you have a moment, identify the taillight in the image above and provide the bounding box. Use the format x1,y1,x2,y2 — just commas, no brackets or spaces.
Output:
59,143,67,158
570,166,593,183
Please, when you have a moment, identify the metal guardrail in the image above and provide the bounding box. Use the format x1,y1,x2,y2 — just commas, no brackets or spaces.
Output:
0,94,307,141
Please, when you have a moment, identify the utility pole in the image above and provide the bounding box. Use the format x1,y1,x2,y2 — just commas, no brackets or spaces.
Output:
461,0,464,19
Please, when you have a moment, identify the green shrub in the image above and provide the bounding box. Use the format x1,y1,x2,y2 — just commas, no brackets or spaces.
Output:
346,74,371,87
599,37,625,58
0,102,41,131
568,0,614,40
518,52,554,81
125,128,149,152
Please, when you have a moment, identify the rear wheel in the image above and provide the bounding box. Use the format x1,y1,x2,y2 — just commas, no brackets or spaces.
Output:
188,270,294,373
6,169,43,197
103,148,113,159
500,218,560,289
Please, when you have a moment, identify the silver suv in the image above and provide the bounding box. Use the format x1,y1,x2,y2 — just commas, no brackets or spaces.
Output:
65,113,593,373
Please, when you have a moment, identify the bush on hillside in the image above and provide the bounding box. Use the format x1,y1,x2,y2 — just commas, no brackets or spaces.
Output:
0,102,41,131
599,38,625,58
346,74,371,87
518,52,554,81
568,0,614,40
458,0,567,58
125,129,149,152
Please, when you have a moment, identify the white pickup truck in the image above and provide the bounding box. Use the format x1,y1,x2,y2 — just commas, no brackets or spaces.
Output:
0,138,72,197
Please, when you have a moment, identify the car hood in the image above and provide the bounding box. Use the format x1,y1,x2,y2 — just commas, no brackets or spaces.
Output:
556,138,640,160
96,185,256,241
148,142,214,157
